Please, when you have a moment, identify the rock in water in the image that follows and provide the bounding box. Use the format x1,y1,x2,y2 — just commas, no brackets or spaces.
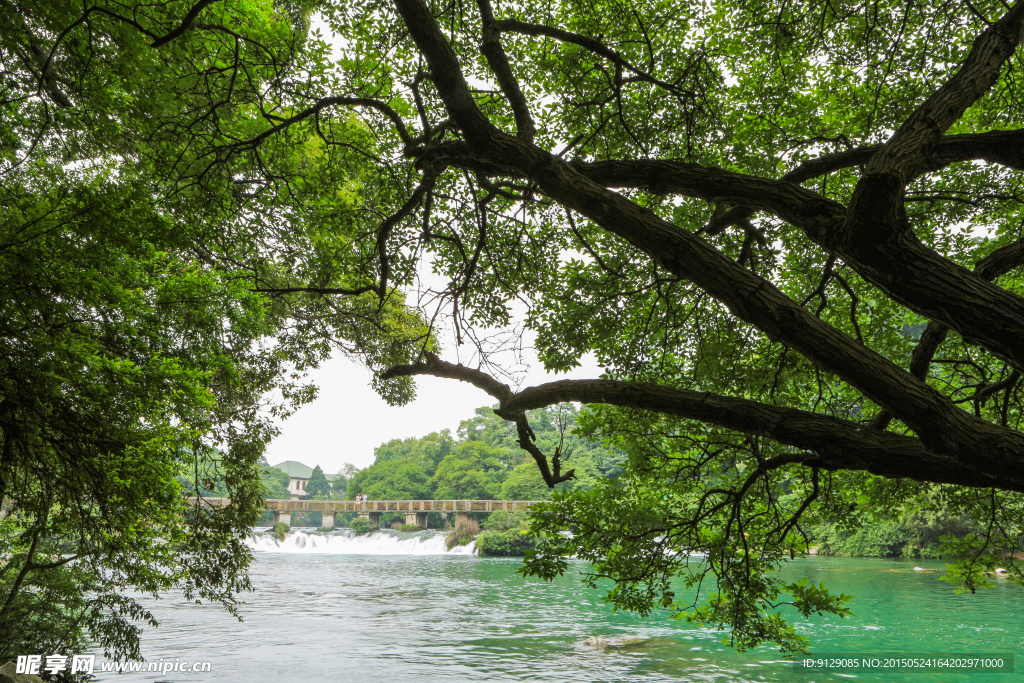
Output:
0,661,46,683
583,636,610,649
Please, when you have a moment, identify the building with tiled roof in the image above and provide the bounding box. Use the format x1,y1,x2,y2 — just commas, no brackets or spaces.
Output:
272,460,314,499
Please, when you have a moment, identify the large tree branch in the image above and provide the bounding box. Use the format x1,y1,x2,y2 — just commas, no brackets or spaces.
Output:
871,237,1024,430
418,129,1024,238
830,5,1024,367
864,2,1024,183
392,0,496,143
381,356,1021,491
975,237,1024,280
705,128,1024,235
579,137,1024,371
416,141,846,235
502,138,1024,371
392,0,1024,479
477,0,535,142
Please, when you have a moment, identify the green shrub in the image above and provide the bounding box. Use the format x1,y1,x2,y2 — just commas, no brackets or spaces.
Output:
476,529,536,556
273,522,289,541
349,517,372,535
483,510,529,532
398,524,422,532
445,517,480,549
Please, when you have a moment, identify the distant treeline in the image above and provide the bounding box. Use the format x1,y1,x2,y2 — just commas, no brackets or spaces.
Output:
253,405,992,559
280,403,626,502
810,507,987,559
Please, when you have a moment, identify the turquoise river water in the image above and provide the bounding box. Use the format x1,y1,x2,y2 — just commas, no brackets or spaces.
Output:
106,529,1023,683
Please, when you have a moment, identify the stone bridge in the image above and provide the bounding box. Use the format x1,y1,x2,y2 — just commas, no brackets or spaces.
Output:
201,498,541,529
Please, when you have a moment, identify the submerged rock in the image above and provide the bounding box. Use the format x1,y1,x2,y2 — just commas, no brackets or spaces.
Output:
583,636,649,650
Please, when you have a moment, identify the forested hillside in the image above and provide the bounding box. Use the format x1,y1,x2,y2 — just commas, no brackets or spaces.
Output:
347,403,625,500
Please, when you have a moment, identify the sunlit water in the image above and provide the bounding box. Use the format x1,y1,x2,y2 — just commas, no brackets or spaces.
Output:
108,530,1023,683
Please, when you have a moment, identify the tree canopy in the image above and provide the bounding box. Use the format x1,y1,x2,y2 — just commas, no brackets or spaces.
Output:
5,0,1024,658
355,0,1024,652
305,465,333,498
260,463,293,500
0,0,428,660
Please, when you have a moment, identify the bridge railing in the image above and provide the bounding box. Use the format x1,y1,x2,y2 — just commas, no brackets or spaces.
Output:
196,497,542,513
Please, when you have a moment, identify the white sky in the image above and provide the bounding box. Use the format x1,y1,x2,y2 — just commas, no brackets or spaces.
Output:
262,16,607,475
263,348,601,474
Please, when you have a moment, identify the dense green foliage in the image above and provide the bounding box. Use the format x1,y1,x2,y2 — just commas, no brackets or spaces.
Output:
260,464,293,500
351,404,625,500
498,463,552,501
0,0,431,659
431,442,505,499
374,431,455,473
810,495,985,559
476,511,536,556
6,0,1024,659
305,465,332,498
347,460,433,500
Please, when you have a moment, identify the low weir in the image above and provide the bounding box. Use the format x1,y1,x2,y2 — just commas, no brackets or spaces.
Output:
246,528,479,555
200,498,541,528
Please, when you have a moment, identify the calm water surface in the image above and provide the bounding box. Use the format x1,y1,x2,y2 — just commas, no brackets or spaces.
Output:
112,531,1023,683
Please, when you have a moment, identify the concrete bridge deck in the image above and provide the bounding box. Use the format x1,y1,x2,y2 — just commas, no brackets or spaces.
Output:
200,497,541,529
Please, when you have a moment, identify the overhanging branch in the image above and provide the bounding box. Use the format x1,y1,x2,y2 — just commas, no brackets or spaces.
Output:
237,96,415,149
380,358,1023,491
391,0,1024,479
871,237,1024,430
705,129,1024,235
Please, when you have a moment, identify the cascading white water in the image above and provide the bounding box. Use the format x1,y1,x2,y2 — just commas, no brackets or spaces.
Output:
246,529,477,555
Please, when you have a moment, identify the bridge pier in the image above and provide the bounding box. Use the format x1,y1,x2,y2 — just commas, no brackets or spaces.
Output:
359,511,381,528
321,512,335,530
405,512,428,528
454,511,469,527
273,511,291,527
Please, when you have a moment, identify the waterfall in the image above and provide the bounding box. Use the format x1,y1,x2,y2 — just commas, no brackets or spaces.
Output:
246,528,477,555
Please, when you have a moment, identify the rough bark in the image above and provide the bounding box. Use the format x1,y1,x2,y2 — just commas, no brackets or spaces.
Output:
382,355,1022,491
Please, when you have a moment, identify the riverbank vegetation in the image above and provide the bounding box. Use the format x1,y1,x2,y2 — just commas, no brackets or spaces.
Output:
476,511,535,557
810,507,986,560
